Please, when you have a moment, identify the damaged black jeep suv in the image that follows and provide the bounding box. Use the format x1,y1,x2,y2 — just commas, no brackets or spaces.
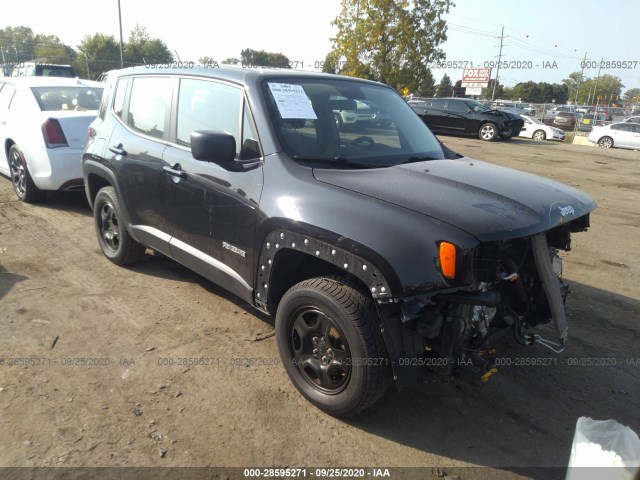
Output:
83,67,596,416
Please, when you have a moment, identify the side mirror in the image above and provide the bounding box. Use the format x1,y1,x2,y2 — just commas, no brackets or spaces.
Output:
191,130,236,167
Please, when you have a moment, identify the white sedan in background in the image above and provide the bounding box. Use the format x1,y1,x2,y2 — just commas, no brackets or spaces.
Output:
518,114,565,141
0,77,103,202
588,122,640,150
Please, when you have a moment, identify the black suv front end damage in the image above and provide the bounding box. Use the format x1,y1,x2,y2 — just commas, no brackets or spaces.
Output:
377,214,591,389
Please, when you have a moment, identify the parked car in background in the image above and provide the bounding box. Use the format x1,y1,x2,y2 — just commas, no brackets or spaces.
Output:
333,97,376,131
410,97,524,141
588,107,612,122
11,62,77,78
519,115,565,141
588,122,640,149
543,106,576,125
0,77,103,202
83,66,595,416
553,112,577,130
495,101,535,115
578,113,608,132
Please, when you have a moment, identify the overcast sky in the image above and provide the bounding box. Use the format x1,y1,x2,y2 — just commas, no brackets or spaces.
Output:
2,0,639,92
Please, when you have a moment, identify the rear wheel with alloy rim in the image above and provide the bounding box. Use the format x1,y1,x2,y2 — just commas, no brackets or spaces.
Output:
598,136,613,148
276,276,390,416
94,186,145,265
9,145,43,203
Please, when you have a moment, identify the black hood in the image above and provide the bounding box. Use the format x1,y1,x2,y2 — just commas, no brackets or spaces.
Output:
313,157,596,242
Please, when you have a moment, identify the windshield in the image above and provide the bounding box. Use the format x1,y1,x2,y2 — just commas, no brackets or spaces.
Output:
31,86,104,111
263,78,444,167
527,116,544,125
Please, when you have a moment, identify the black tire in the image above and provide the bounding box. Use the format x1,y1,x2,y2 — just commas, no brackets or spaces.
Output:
8,145,43,203
478,123,498,141
93,186,145,265
533,129,546,141
276,276,391,417
598,136,613,148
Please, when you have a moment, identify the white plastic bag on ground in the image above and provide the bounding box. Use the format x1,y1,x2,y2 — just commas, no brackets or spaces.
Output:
566,417,640,480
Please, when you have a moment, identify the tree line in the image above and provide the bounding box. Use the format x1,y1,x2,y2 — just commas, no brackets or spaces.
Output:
2,0,634,106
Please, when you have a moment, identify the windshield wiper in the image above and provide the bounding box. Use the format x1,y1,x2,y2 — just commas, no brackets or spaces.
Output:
292,155,374,169
392,155,438,166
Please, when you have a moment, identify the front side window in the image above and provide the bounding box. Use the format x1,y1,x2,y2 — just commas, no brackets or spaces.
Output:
176,78,242,154
446,100,469,113
127,76,172,139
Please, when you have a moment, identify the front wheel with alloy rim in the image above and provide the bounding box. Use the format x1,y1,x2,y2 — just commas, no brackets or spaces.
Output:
598,136,613,148
276,276,391,417
533,130,546,141
478,123,498,141
8,145,43,203
94,186,145,265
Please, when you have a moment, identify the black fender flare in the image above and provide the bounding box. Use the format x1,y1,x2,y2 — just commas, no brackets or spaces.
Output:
254,228,399,308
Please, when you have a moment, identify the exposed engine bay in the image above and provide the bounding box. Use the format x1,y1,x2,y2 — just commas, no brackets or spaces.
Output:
396,215,590,385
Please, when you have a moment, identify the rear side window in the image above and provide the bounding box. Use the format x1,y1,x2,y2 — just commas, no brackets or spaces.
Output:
112,77,130,120
176,78,242,153
127,77,172,139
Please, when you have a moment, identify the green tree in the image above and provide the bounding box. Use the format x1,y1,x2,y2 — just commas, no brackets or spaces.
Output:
74,33,120,79
434,73,452,97
481,79,503,99
579,75,624,105
415,69,435,97
240,48,290,68
623,88,640,103
327,0,453,92
562,71,585,102
221,57,240,65
0,26,37,65
33,34,75,64
124,25,173,66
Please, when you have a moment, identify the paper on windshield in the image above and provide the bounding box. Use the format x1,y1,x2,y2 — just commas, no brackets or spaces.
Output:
268,83,317,119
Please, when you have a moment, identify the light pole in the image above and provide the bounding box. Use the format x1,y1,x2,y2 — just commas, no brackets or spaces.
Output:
117,0,124,68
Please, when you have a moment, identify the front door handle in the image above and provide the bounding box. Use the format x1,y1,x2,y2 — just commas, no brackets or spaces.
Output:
163,164,187,179
109,144,127,156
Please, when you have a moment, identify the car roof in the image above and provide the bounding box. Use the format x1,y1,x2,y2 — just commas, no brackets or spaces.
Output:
111,65,389,89
1,76,103,88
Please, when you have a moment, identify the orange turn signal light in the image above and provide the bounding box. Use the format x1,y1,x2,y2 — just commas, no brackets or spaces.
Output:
439,241,457,279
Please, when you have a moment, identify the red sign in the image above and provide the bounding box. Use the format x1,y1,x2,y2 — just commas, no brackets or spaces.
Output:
462,68,492,83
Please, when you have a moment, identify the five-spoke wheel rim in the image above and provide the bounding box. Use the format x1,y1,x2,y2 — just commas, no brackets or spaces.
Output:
9,149,26,197
289,307,351,394
480,125,495,140
99,201,120,252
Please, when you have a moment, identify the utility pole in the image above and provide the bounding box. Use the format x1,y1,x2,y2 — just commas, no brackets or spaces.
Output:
117,0,125,68
592,56,604,105
491,27,505,102
574,52,587,106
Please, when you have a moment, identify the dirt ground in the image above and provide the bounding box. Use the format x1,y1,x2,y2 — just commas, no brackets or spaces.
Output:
0,137,639,480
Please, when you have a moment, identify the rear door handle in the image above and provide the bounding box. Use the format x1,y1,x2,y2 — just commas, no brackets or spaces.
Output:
109,144,127,156
163,164,187,179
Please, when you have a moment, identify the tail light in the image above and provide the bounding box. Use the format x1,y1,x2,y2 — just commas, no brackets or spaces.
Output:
42,118,68,148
